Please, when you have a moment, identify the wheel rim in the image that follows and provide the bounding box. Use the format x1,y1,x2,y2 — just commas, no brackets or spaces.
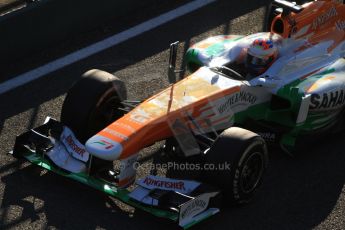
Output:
90,92,123,135
97,95,122,123
239,151,264,194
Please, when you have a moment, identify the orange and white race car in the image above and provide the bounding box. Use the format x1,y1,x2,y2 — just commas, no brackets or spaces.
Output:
11,0,345,228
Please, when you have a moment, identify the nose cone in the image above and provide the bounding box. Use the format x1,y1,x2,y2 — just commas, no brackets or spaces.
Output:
85,135,122,161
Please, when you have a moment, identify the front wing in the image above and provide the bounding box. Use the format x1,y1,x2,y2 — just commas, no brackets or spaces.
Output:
10,118,221,229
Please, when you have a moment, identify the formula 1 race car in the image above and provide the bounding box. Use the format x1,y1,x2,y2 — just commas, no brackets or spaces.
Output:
11,0,345,228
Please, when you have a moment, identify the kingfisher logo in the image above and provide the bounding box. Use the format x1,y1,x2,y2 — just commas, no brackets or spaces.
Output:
93,139,114,150
143,177,186,191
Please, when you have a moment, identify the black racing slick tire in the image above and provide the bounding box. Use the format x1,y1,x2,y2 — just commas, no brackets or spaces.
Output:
61,69,127,143
200,127,268,205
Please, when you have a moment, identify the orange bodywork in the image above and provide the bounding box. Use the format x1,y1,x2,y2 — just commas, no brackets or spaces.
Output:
271,0,345,52
96,69,240,160
89,0,345,161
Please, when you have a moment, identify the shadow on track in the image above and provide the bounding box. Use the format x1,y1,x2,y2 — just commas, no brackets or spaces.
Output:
1,134,345,229
0,163,176,229
199,133,345,229
0,0,272,126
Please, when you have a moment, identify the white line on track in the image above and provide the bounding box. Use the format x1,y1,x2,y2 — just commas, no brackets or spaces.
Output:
0,0,216,95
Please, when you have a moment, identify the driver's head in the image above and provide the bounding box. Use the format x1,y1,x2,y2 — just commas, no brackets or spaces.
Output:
246,38,278,76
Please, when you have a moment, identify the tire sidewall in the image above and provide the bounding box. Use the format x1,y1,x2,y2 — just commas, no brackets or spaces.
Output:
232,139,267,203
61,70,126,142
201,131,268,205
86,85,123,139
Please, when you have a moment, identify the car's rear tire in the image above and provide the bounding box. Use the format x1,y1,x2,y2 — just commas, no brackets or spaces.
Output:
61,69,127,143
200,127,268,205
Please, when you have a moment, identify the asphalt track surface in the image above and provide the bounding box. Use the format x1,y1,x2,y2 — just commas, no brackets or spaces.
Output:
1,0,345,229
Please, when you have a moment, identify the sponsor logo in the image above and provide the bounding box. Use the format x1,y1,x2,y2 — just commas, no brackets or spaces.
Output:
312,6,337,30
257,132,276,142
104,128,128,141
178,192,218,224
143,177,186,191
218,91,257,114
180,199,207,219
310,89,345,110
129,109,150,124
112,122,136,132
65,135,86,157
336,20,345,31
312,6,338,30
93,139,114,150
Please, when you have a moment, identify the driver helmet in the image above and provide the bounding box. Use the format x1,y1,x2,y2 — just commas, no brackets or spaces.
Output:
246,38,278,76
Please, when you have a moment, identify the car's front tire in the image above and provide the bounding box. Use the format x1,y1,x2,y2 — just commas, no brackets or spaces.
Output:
200,127,268,205
61,69,127,143
61,69,127,175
